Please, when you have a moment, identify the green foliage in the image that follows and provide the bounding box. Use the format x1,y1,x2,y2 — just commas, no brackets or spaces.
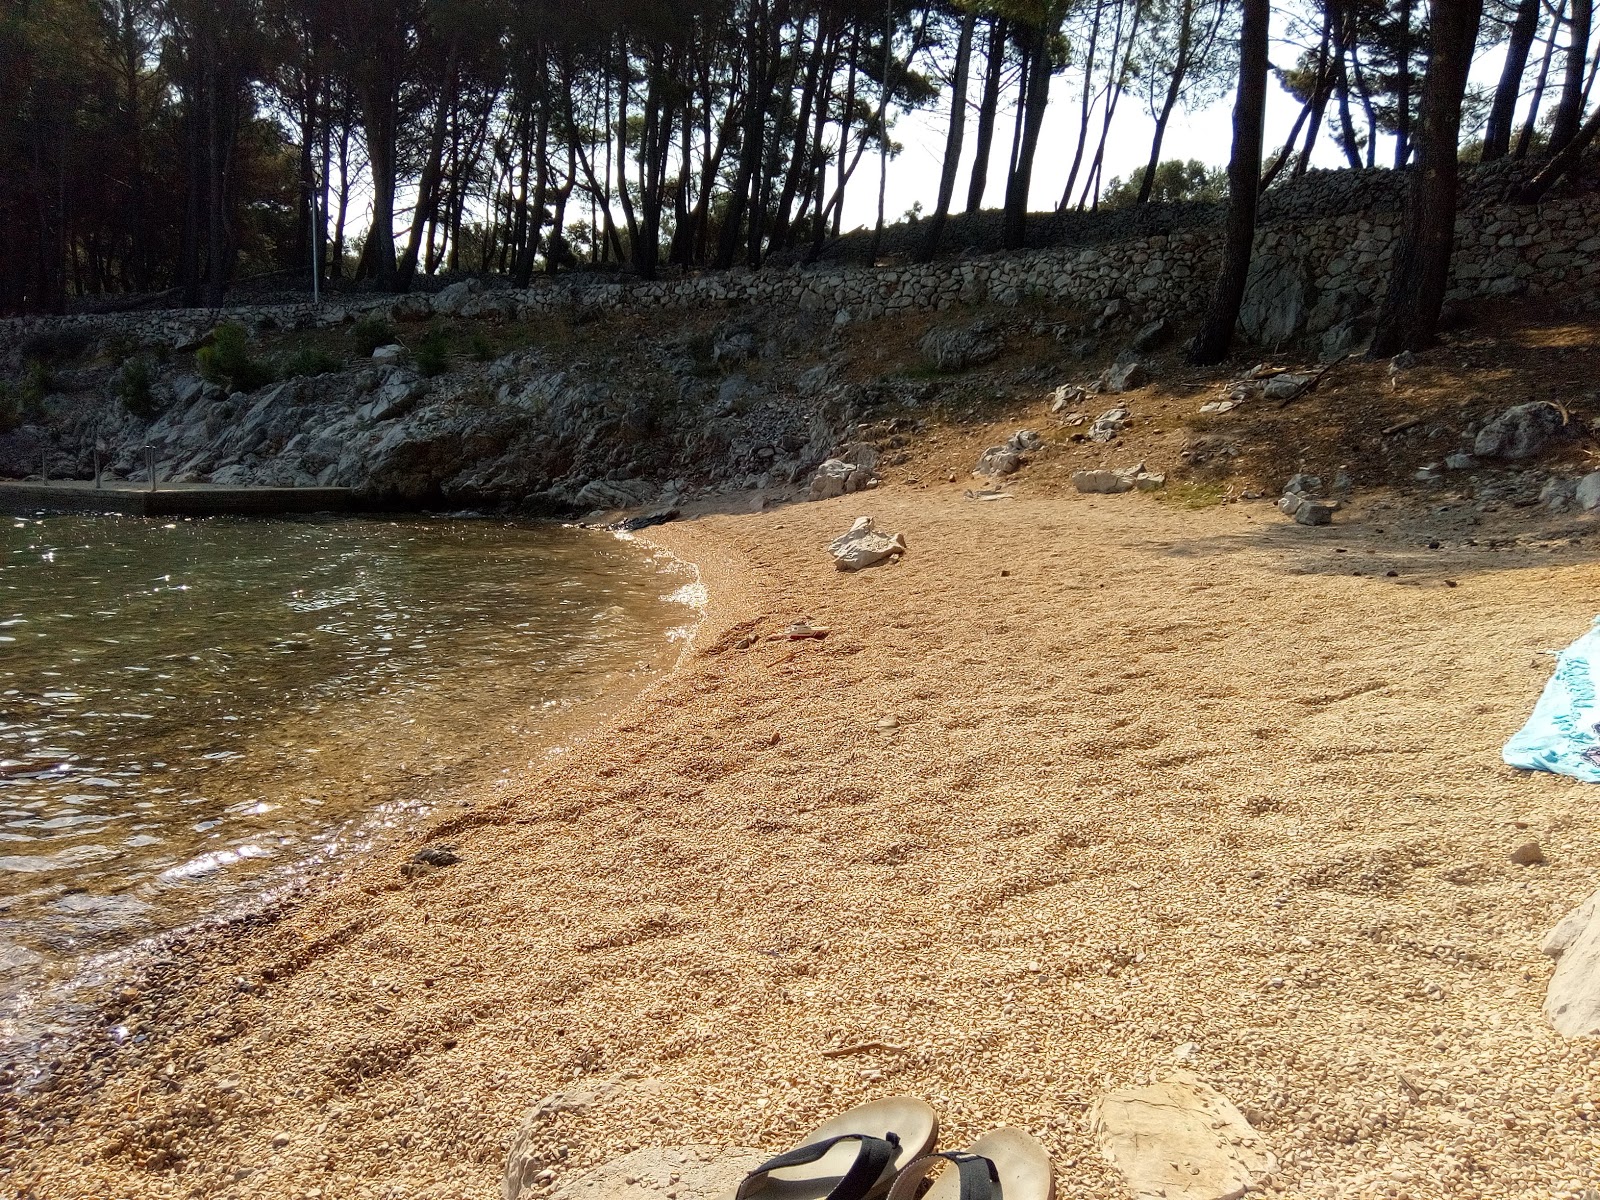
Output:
119,358,159,419
469,331,497,362
277,347,341,378
0,383,21,434
0,363,50,432
351,315,398,358
196,323,274,393
414,328,450,378
22,361,53,410
1100,160,1226,209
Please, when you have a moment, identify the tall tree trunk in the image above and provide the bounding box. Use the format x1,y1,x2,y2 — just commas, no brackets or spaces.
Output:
716,3,768,268
1078,0,1144,210
1514,100,1600,199
870,0,894,262
1060,0,1107,209
1003,21,1052,250
1484,0,1544,159
1515,0,1567,157
397,41,459,290
1189,0,1270,366
965,16,1006,214
1330,1,1364,167
1351,43,1380,166
1261,94,1316,193
1551,0,1593,149
1394,0,1413,165
1137,0,1196,204
918,9,976,261
1369,0,1485,356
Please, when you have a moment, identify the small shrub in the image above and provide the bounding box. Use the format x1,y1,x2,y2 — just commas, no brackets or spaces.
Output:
0,383,21,433
18,327,92,365
277,347,341,378
351,314,397,357
469,331,497,362
119,358,160,418
21,361,52,410
196,322,274,392
414,328,450,378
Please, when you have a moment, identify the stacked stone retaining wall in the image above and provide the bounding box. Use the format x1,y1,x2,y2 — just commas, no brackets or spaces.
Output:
3,191,1597,359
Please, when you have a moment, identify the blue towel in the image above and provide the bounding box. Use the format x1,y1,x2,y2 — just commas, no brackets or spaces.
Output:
1504,616,1600,782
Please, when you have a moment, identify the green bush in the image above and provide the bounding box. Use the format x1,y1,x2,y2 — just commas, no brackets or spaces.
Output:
119,358,160,418
277,347,341,378
1099,160,1226,209
0,383,21,433
351,314,397,357
469,331,497,362
22,361,52,410
196,322,274,392
415,328,450,378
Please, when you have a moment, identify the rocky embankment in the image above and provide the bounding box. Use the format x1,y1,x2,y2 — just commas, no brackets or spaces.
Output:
0,297,893,512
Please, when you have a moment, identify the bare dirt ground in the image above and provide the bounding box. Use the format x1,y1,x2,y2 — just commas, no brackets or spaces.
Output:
6,455,1600,1198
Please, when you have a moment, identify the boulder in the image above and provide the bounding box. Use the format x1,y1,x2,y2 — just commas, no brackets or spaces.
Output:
516,1145,765,1200
1279,477,1335,524
828,516,907,571
1542,886,1600,1036
973,429,1043,478
1101,359,1150,393
371,344,405,363
1238,253,1310,348
973,447,1021,477
809,458,873,500
1089,1072,1275,1200
1576,471,1600,511
1074,469,1134,494
1319,319,1364,362
1261,373,1314,402
1050,383,1089,413
918,322,1002,372
1474,402,1567,461
434,278,483,316
1128,318,1173,354
1073,462,1165,494
1089,407,1132,442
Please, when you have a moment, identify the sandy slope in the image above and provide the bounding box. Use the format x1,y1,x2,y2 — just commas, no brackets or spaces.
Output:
7,485,1600,1200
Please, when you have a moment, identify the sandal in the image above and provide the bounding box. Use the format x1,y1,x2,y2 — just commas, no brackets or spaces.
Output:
721,1097,940,1200
884,1129,1053,1200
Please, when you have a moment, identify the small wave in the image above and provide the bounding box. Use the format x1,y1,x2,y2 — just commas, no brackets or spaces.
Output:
157,844,272,883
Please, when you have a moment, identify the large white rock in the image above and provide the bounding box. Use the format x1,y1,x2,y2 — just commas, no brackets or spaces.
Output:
1089,1072,1275,1200
809,458,873,500
1542,886,1600,1036
828,516,907,571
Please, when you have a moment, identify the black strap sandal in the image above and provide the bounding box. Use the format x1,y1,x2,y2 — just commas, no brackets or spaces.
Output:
884,1129,1054,1200
718,1097,940,1200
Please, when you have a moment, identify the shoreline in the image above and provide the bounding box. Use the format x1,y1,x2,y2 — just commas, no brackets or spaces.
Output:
0,517,700,1079
6,486,1600,1199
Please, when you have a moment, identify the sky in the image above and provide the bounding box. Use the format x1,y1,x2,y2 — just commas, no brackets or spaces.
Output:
838,22,1523,231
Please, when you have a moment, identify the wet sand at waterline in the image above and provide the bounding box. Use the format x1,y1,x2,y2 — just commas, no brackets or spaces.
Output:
7,489,1600,1200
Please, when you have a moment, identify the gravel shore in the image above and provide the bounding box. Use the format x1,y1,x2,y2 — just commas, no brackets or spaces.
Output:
6,486,1600,1200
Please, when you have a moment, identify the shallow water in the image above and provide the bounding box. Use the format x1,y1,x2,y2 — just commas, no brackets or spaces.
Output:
0,514,690,1038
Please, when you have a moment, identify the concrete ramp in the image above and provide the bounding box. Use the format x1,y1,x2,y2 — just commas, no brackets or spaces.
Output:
0,480,352,517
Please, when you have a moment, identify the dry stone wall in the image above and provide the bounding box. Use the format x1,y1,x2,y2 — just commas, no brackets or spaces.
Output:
3,191,1597,359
